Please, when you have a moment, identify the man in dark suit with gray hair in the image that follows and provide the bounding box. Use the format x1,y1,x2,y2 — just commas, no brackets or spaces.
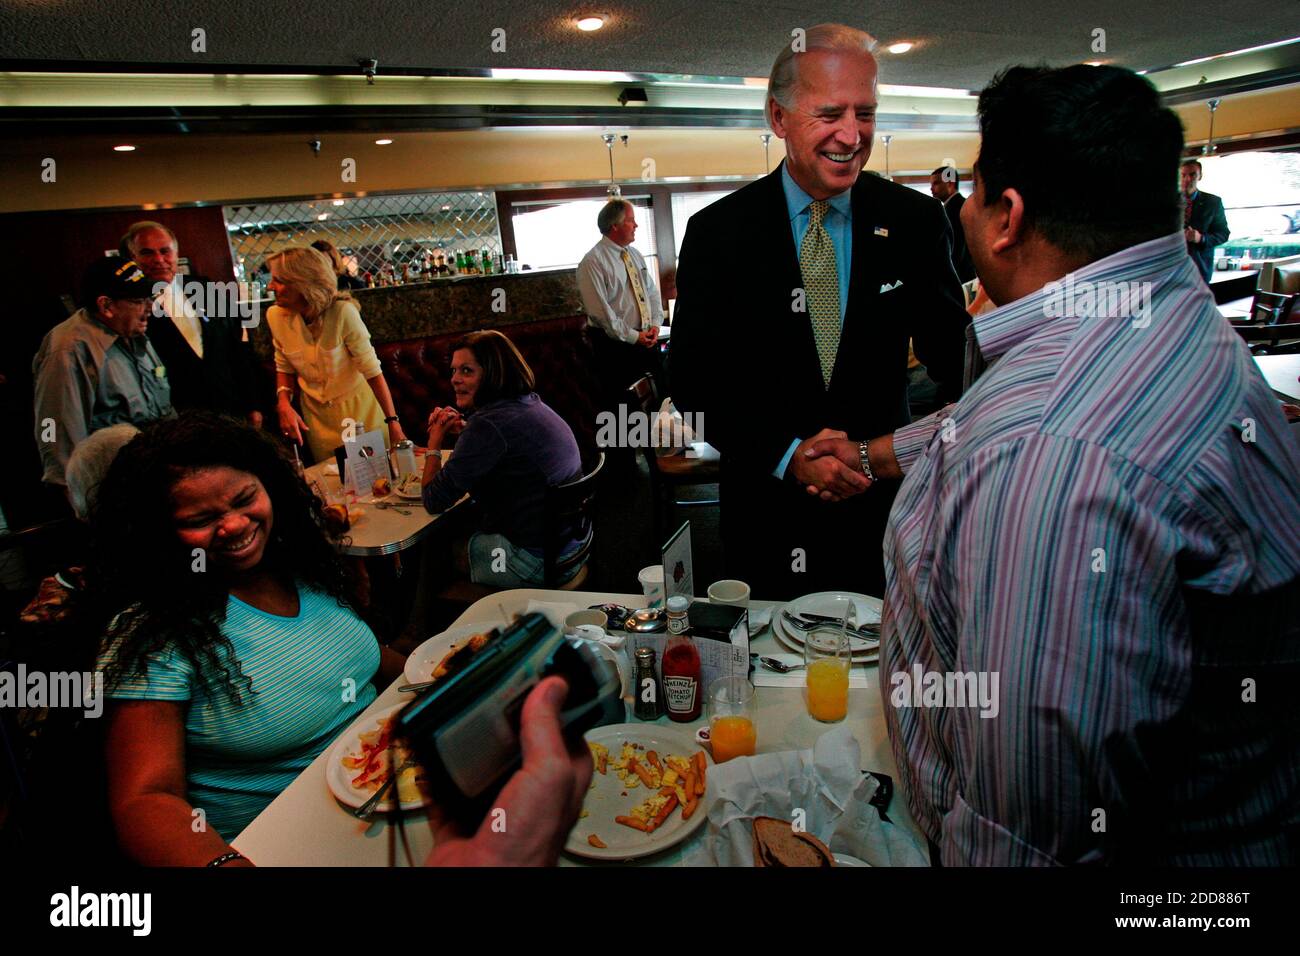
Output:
671,23,969,599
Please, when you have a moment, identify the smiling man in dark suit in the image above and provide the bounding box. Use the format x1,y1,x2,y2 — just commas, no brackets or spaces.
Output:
1180,159,1230,282
670,23,970,599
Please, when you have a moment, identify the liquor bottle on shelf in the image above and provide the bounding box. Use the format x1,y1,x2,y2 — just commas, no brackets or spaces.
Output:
364,271,374,288
481,249,492,275
455,251,466,274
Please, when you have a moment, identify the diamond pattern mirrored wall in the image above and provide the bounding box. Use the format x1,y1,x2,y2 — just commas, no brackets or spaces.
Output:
223,191,503,281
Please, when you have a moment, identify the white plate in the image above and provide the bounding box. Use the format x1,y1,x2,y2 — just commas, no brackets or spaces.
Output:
772,622,878,664
403,621,507,686
774,591,882,655
565,723,712,861
325,702,429,813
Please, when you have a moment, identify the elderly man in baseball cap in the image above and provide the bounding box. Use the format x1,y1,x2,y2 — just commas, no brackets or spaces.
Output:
32,257,175,490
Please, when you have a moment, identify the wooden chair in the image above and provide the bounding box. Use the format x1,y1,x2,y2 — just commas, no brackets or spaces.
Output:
625,375,720,544
432,455,604,605
1236,321,1300,355
1248,290,1299,326
542,452,604,590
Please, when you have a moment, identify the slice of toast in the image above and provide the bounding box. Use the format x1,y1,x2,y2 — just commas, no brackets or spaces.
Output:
429,629,498,682
751,816,836,867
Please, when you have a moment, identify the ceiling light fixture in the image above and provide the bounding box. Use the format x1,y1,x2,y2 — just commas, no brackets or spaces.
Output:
113,144,136,152
602,132,621,198
316,213,330,220
1175,35,1300,67
374,138,393,145
887,42,914,55
576,16,605,31
878,83,974,99
332,199,345,206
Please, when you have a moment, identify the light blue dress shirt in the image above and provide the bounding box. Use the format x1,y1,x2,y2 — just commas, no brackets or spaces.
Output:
774,163,854,478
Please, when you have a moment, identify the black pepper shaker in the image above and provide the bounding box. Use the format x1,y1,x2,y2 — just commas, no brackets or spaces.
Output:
633,646,663,720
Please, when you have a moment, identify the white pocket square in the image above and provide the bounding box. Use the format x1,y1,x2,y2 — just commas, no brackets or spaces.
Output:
880,280,903,293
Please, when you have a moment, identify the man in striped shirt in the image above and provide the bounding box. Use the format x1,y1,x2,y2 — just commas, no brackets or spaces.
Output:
813,64,1300,864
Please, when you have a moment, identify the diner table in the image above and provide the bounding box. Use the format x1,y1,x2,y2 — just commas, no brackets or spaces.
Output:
304,448,454,557
1254,354,1300,403
1217,295,1254,322
233,587,925,866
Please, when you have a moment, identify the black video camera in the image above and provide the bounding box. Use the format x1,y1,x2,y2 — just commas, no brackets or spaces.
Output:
396,612,623,821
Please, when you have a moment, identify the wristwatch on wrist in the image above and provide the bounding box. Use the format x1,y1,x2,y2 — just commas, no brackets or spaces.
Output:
858,440,875,482
384,415,400,424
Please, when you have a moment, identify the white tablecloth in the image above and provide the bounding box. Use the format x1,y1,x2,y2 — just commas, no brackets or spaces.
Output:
233,587,923,866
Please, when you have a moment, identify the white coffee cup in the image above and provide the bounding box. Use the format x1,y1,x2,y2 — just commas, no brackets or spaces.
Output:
565,609,608,632
571,623,606,642
707,579,751,606
638,565,665,608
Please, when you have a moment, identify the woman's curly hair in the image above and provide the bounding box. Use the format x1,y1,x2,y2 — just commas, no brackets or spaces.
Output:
87,411,356,705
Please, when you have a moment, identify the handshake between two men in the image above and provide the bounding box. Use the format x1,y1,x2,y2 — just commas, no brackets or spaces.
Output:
789,428,903,503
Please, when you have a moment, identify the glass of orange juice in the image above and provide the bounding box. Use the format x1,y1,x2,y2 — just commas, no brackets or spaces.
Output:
707,676,756,763
805,603,852,722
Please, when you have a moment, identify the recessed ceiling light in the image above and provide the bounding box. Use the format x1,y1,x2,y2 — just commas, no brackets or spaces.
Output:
576,16,604,31
887,42,914,55
316,213,330,220
332,199,345,206
374,138,393,145
113,144,136,152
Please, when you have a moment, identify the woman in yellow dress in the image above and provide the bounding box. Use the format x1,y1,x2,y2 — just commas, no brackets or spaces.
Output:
265,247,407,462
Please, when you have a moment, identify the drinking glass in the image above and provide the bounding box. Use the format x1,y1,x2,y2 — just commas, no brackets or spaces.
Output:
804,600,852,722
707,675,757,762
321,484,351,534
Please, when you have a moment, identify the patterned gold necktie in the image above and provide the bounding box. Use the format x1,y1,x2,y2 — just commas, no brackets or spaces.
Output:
800,200,841,387
621,248,652,330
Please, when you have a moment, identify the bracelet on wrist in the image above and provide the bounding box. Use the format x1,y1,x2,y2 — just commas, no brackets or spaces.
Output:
384,415,400,424
858,440,876,482
206,850,246,868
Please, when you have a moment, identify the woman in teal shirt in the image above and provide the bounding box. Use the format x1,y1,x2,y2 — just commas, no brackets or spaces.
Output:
91,412,405,866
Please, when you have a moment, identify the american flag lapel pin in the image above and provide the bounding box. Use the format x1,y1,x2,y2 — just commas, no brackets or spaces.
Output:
874,226,889,237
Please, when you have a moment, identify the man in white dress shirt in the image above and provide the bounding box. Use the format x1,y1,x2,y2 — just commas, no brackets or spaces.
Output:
577,201,664,410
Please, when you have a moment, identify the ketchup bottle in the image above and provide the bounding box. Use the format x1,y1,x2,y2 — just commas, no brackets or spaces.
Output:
662,596,702,722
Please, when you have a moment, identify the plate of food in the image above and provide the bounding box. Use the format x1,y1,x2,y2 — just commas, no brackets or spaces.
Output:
566,723,713,861
402,621,507,687
393,472,424,500
325,703,430,813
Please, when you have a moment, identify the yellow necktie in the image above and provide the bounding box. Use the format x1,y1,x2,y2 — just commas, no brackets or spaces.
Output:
621,248,652,330
800,200,840,387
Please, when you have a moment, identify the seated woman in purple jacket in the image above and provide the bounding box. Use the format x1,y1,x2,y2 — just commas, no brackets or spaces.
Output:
421,330,586,586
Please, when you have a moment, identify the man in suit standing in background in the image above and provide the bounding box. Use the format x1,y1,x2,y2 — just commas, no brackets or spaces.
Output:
930,165,975,283
122,221,263,426
670,23,970,599
1180,159,1230,282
